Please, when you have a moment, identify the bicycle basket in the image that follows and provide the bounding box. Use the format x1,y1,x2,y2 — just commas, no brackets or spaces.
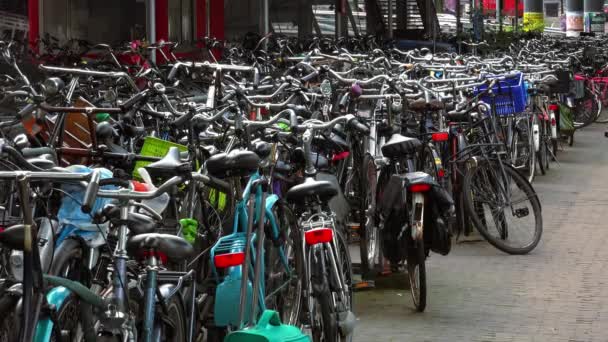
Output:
474,72,527,116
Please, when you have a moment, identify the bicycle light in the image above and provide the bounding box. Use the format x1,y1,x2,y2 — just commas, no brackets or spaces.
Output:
431,132,449,142
214,252,246,268
42,77,65,96
408,184,431,193
305,228,334,245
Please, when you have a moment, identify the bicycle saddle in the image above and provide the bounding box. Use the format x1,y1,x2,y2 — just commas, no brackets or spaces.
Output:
0,224,26,251
381,133,422,158
252,140,272,159
205,149,260,178
145,147,190,178
286,177,338,204
127,233,194,261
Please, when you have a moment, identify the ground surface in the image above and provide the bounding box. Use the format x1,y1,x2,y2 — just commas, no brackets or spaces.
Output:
353,124,608,342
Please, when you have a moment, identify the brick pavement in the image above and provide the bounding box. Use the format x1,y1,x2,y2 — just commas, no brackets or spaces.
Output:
353,125,608,342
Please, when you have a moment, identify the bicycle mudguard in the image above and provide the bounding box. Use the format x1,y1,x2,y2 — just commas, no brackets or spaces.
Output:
34,286,71,342
214,267,253,327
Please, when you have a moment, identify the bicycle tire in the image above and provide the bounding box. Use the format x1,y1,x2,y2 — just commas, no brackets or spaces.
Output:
265,202,303,326
358,153,380,279
407,239,426,312
335,228,354,342
153,293,187,342
537,121,548,175
463,161,543,255
573,91,600,129
511,122,535,183
309,246,338,342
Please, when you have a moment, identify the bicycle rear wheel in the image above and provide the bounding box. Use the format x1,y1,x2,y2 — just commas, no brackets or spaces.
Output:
407,239,426,312
463,161,542,254
358,153,380,279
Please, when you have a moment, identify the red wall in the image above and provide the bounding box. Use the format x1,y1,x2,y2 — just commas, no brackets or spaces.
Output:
28,0,39,50
483,0,524,16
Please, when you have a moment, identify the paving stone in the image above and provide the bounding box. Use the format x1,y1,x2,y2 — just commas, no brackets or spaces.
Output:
354,125,608,341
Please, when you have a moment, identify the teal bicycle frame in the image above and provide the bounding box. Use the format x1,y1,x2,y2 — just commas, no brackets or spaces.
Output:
210,171,291,328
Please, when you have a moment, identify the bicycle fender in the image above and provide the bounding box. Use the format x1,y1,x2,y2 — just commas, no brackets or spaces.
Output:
34,286,71,342
264,194,279,213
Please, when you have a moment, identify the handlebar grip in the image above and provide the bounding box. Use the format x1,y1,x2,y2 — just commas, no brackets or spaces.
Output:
348,117,370,135
253,68,260,89
121,90,149,110
300,70,319,83
17,103,37,120
82,170,101,214
206,175,231,194
98,178,131,188
339,93,350,108
170,112,193,128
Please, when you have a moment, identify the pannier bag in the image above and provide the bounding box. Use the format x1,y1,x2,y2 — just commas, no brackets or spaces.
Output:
378,174,455,263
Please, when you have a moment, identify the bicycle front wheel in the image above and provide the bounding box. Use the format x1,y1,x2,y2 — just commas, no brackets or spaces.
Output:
463,161,543,254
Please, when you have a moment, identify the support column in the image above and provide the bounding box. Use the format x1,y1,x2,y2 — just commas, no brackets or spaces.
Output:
566,0,584,37
196,0,206,39
28,0,39,51
523,0,544,32
584,0,605,33
209,0,224,39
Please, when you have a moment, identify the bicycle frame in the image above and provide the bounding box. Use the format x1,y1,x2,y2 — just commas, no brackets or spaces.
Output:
210,171,290,328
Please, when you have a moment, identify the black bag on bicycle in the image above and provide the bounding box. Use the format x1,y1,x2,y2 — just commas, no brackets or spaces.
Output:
424,185,455,256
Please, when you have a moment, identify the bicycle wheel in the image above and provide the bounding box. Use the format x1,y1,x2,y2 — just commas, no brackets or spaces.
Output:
407,239,426,312
537,120,548,175
265,203,303,326
358,153,380,279
573,90,600,129
463,161,543,254
153,294,187,342
335,228,354,342
511,119,535,183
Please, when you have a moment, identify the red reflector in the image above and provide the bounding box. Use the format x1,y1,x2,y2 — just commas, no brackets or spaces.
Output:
332,151,350,162
548,104,559,111
214,252,246,268
432,132,449,142
437,169,445,178
409,184,431,192
551,118,556,126
140,250,168,264
131,180,149,192
304,228,334,245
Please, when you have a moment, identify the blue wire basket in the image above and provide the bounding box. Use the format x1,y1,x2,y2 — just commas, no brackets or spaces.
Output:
474,72,527,116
